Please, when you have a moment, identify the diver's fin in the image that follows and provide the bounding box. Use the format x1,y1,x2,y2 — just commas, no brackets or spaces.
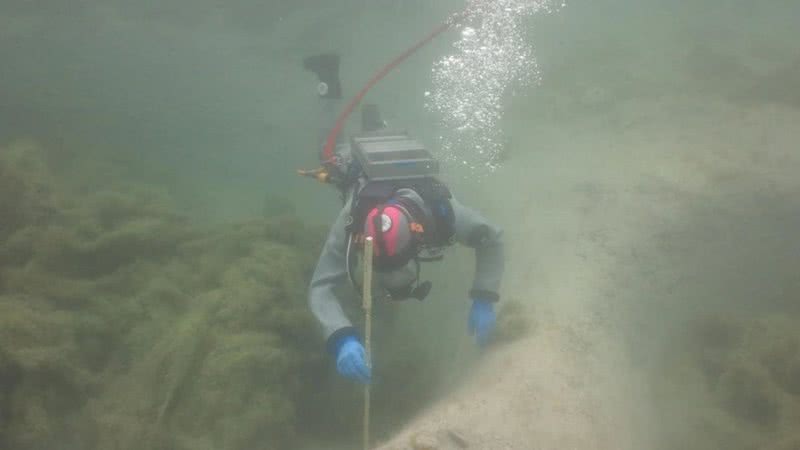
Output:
303,53,341,99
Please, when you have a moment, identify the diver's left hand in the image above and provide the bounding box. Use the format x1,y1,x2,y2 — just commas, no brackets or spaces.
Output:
468,298,496,346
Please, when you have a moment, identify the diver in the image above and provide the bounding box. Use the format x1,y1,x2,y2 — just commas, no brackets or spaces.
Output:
303,54,504,385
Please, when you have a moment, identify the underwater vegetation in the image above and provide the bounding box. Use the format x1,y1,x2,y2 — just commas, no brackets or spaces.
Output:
656,312,800,450
0,140,330,449
493,299,533,344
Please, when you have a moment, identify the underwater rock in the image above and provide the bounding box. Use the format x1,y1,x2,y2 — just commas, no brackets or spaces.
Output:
410,430,440,450
0,161,28,240
0,141,328,450
493,299,533,344
737,57,800,108
690,313,746,383
0,294,97,448
773,434,800,450
262,193,295,217
0,141,60,243
714,361,780,427
691,313,745,350
678,312,800,448
761,333,800,397
653,311,800,450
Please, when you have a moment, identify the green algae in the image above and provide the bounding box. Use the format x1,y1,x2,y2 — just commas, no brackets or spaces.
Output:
493,299,533,344
0,140,328,449
659,311,800,450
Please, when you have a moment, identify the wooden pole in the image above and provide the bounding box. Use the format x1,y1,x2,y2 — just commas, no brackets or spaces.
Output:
362,237,374,450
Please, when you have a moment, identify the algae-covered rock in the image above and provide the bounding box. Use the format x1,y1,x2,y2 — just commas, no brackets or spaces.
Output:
0,140,327,450
714,361,780,427
761,329,800,397
0,294,97,448
671,312,800,448
0,162,28,239
0,140,61,244
493,299,533,344
773,434,800,450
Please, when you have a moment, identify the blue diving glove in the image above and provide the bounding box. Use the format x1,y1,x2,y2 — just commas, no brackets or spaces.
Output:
468,299,496,346
334,335,371,384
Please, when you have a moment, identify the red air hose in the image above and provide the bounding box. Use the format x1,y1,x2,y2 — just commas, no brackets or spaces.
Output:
321,11,466,163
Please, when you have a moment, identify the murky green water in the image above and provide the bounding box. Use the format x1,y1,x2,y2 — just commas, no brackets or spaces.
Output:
1,1,799,449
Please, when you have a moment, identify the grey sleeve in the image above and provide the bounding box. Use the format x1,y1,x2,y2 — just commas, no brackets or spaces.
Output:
308,206,355,343
451,198,505,301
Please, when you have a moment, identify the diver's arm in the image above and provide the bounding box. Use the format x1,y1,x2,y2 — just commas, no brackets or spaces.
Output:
308,206,358,351
451,198,505,302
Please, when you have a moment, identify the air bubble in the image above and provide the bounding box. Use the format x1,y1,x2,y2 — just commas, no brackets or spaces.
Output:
428,0,561,176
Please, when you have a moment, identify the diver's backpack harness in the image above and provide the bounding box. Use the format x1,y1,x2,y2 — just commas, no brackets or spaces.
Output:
343,132,455,301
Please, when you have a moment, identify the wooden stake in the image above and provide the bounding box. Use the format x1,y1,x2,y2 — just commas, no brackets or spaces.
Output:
362,237,374,450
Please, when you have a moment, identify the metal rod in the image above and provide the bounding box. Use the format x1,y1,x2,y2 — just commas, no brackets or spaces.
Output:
362,237,374,450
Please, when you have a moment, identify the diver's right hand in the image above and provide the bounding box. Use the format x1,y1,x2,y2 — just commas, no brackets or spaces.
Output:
335,335,371,384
